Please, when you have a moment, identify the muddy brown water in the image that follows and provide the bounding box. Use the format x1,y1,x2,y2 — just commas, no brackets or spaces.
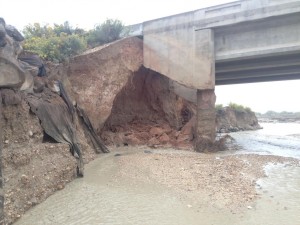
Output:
14,149,300,225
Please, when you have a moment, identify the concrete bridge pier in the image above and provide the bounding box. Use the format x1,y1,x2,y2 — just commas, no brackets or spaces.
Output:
194,29,216,151
195,89,216,152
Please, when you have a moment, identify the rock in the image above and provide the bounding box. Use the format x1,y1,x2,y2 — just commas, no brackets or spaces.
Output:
20,174,29,185
159,133,170,144
0,20,26,89
5,25,24,42
149,127,164,137
33,77,45,93
4,140,9,144
0,24,6,46
28,130,33,137
1,89,22,105
0,18,5,26
124,135,141,146
177,134,190,143
57,184,64,190
148,137,160,146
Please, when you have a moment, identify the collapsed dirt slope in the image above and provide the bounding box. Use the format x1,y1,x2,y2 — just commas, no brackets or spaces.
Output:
101,68,195,149
100,68,260,149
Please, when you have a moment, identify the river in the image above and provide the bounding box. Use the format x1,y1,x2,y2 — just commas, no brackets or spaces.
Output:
229,122,300,159
14,122,300,225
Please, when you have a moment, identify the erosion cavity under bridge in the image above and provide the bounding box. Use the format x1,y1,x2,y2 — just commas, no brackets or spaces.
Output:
128,0,300,149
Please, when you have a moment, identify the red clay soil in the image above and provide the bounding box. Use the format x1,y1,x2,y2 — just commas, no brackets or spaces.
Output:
100,67,195,149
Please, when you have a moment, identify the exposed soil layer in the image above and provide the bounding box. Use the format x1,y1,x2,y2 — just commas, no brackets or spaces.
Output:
0,89,97,224
100,68,260,149
64,37,143,131
101,68,195,149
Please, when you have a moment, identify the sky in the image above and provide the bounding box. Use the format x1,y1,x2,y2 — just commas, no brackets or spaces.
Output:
1,0,300,113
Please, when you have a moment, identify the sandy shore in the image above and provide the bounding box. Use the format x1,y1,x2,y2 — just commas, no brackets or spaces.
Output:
112,146,299,212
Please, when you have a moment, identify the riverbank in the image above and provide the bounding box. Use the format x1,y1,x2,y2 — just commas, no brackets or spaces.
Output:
14,146,300,225
113,146,299,212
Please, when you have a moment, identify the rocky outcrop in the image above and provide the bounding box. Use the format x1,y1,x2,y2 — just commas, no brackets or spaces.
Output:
216,107,261,133
0,18,32,92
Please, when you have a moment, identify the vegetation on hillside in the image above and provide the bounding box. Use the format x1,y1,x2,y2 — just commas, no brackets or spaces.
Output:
87,19,125,48
215,103,252,112
228,102,252,112
256,110,300,119
22,19,125,62
215,104,223,110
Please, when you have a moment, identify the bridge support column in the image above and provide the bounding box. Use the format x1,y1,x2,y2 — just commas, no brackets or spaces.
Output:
0,94,3,224
194,29,216,152
195,89,216,152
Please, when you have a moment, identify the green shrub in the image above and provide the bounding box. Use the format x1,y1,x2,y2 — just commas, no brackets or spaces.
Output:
23,34,86,62
22,19,125,62
87,19,124,47
215,104,223,110
228,102,252,112
22,22,87,62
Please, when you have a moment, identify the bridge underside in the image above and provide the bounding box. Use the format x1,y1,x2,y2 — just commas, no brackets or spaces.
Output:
216,52,300,85
135,0,300,151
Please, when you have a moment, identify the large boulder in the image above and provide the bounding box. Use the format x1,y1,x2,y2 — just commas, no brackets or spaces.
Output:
0,18,27,90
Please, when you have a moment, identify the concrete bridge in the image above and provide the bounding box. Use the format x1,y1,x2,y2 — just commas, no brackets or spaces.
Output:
130,0,300,150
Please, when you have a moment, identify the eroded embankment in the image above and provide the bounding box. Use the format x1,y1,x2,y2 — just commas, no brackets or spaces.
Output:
0,89,100,224
100,67,195,149
100,67,261,149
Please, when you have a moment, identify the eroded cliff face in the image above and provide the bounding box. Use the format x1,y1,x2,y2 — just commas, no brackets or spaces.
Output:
65,37,143,131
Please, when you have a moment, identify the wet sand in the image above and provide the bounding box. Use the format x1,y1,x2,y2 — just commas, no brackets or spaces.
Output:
114,147,299,211
14,146,300,225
